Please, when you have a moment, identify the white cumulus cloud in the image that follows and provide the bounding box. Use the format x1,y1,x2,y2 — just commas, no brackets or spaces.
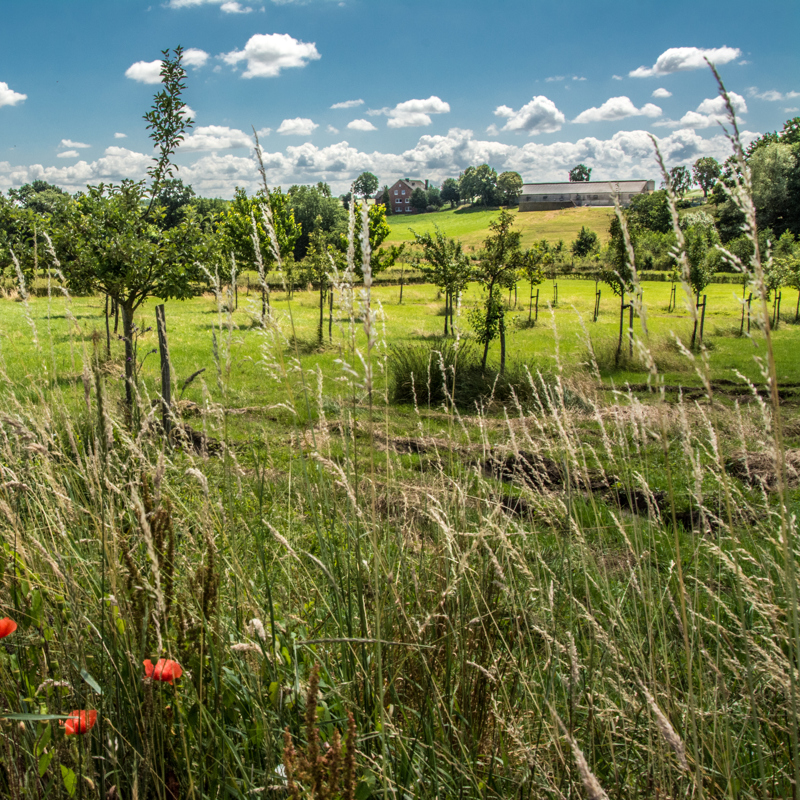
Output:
125,60,163,84
573,96,661,124
652,88,672,98
369,96,450,128
168,0,257,8
183,48,211,68
747,87,800,102
326,124,339,134
60,139,90,149
0,126,761,199
220,33,320,78
493,96,565,135
0,81,27,108
277,117,318,136
57,151,79,159
630,46,741,78
181,125,253,151
347,119,377,131
114,132,127,139
331,99,363,109
658,91,748,129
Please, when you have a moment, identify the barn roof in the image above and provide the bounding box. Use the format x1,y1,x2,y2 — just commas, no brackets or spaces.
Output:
520,180,652,194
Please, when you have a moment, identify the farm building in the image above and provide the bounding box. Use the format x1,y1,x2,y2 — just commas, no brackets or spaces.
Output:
379,178,429,214
518,180,655,211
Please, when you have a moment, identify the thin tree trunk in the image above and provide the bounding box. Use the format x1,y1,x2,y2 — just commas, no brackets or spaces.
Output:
113,300,119,334
155,304,172,438
318,284,324,346
615,292,625,366
499,314,506,376
328,288,333,341
443,290,449,336
105,295,111,358
121,302,135,424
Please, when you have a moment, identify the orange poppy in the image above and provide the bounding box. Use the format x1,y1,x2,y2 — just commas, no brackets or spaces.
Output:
0,617,17,638
143,658,183,685
62,710,97,736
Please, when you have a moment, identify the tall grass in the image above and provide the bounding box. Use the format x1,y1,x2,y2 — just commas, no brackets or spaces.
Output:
1,72,799,800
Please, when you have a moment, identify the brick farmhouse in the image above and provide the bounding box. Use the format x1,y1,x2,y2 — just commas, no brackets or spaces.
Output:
378,178,429,214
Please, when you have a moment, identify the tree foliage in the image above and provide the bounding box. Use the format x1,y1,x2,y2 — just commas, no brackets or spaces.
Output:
571,226,599,259
497,171,523,206
412,226,471,335
440,178,460,209
692,157,721,198
287,182,348,261
410,187,429,212
667,165,692,198
459,164,498,206
569,164,592,182
471,210,522,371
353,171,379,200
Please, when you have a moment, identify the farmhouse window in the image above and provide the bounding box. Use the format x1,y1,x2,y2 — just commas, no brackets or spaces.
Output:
394,190,398,195
401,190,406,195
542,196,548,200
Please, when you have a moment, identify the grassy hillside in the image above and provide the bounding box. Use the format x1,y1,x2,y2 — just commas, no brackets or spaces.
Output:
385,204,615,251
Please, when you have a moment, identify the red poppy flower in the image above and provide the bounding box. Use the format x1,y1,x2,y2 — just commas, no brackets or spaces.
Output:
62,710,97,736
0,617,17,638
143,658,183,685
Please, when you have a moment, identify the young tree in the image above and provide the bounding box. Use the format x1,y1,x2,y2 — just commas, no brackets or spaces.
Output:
571,226,599,259
497,171,523,206
692,156,721,198
216,186,301,313
410,187,429,212
667,165,692,198
352,171,379,200
411,226,471,335
520,240,548,321
469,209,522,372
440,178,460,209
64,47,203,419
569,164,592,182
302,218,335,345
601,215,637,364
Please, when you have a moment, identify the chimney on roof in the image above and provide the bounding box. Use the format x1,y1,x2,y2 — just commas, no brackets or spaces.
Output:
425,179,428,190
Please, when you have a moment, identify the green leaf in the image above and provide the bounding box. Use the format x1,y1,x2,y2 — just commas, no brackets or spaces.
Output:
80,668,103,695
35,722,52,757
60,765,76,797
38,751,53,778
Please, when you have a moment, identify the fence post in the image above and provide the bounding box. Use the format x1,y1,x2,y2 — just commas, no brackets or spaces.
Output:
594,289,601,322
775,291,782,329
628,301,634,358
534,289,540,322
155,304,172,438
747,293,752,334
699,294,707,347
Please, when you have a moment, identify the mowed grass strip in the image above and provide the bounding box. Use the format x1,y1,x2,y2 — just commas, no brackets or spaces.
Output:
384,205,615,250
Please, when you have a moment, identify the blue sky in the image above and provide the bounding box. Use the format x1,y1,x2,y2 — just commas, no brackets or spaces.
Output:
1,0,798,197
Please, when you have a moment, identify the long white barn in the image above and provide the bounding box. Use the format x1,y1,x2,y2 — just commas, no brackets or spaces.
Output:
518,180,655,211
